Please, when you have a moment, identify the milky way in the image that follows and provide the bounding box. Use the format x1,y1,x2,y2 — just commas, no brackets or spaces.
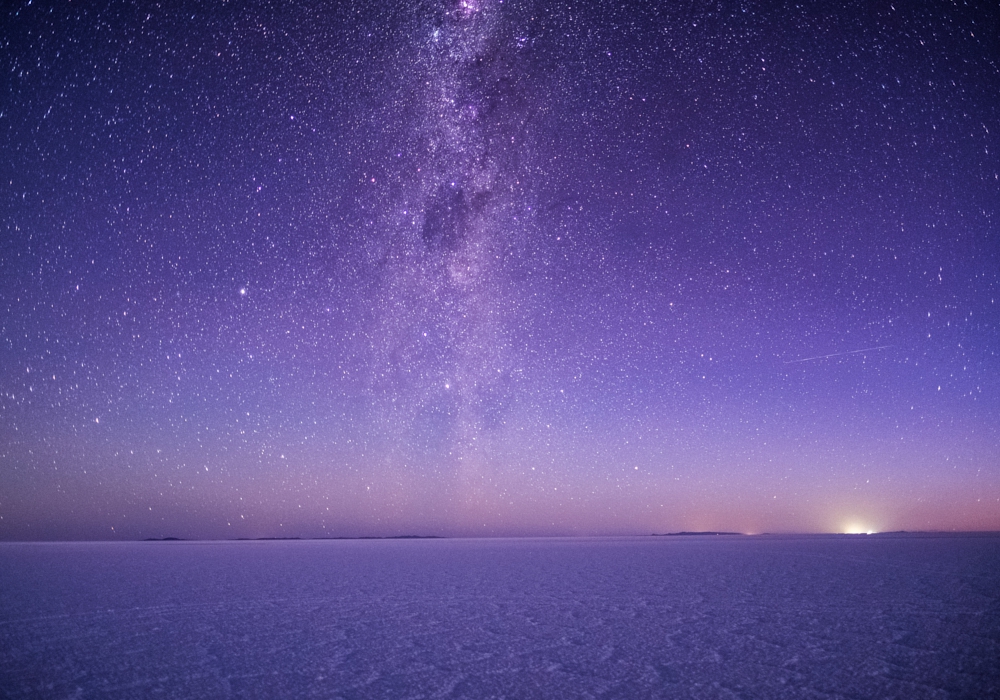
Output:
365,2,536,513
1,0,998,539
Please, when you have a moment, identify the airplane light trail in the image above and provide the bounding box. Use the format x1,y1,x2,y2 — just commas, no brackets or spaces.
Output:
784,345,893,364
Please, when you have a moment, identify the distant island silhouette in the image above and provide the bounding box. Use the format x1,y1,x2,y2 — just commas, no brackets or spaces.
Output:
237,535,443,541
141,535,443,541
652,532,744,537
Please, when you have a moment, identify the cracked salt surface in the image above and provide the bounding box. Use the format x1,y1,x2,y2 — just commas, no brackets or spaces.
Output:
1,534,998,699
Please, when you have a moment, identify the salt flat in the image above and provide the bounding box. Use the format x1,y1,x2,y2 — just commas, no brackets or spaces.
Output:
1,535,998,699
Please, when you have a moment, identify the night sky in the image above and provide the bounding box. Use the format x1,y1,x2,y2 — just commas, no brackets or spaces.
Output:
2,0,998,540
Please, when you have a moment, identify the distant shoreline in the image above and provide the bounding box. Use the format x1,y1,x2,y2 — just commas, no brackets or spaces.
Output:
142,535,444,542
130,531,999,543
1,531,997,543
652,531,744,537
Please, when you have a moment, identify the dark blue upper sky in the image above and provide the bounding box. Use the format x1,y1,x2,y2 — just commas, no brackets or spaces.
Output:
2,0,998,539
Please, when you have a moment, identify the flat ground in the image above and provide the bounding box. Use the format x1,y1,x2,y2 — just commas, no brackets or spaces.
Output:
2,534,998,698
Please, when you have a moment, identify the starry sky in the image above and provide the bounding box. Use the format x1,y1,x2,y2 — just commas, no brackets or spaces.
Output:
2,0,998,540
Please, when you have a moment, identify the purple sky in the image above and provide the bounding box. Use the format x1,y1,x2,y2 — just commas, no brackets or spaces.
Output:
2,0,998,539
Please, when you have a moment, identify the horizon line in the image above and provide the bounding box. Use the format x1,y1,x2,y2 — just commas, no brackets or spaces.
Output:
3,529,1000,544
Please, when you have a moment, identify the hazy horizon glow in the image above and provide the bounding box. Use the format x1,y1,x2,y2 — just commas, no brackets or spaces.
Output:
2,0,998,540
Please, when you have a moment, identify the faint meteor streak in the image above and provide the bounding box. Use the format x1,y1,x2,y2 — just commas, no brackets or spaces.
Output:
784,345,893,364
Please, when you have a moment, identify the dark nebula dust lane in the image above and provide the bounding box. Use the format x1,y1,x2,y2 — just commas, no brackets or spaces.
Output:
365,3,534,476
1,0,998,539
